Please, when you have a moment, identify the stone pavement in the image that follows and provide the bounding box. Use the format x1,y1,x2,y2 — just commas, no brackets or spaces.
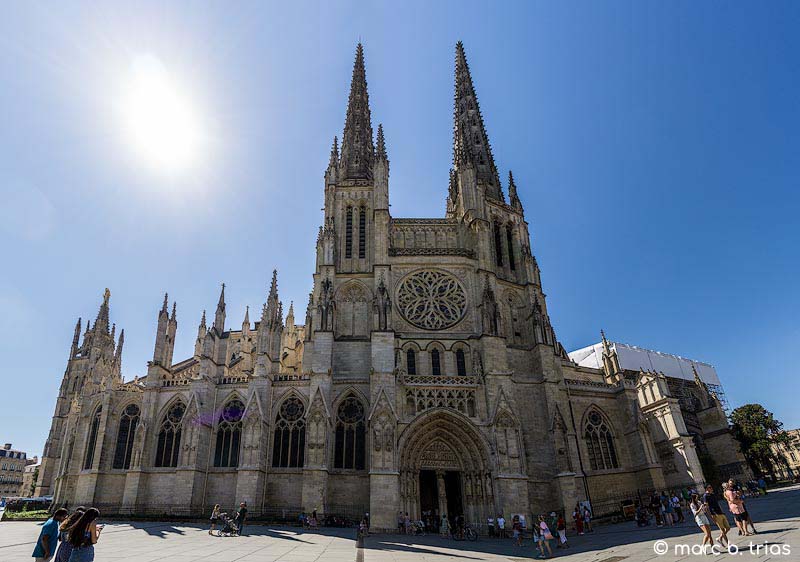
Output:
1,486,797,562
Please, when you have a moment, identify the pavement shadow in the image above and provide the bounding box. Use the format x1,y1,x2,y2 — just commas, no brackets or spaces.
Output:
128,521,188,538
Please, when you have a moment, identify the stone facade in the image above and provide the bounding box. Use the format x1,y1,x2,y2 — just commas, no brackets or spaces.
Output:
37,43,744,528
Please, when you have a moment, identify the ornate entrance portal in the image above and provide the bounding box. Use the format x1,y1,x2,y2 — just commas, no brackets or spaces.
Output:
399,410,495,525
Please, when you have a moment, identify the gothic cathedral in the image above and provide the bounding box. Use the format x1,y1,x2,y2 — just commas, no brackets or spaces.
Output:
36,43,747,530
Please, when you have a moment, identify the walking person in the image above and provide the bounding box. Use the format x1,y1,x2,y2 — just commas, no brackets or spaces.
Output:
497,514,506,538
671,492,684,523
572,504,584,535
55,508,86,562
440,513,450,538
235,502,248,536
703,485,729,547
404,512,411,535
537,515,554,559
556,514,569,548
397,511,405,534
663,494,675,527
209,504,221,535
32,508,68,562
724,479,754,536
66,508,103,562
512,515,523,546
689,494,714,552
583,505,593,532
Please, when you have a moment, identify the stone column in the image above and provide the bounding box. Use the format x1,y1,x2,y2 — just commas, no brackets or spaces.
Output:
437,470,448,518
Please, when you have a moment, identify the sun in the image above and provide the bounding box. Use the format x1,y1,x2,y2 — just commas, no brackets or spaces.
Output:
122,54,203,174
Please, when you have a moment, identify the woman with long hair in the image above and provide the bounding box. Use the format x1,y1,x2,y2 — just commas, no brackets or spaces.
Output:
209,504,221,535
67,508,103,562
55,507,86,562
689,494,714,552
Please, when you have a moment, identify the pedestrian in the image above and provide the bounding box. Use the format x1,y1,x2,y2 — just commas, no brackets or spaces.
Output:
236,502,248,536
512,515,523,546
572,504,583,535
32,508,68,562
397,511,405,534
440,513,450,537
724,479,752,536
209,504,221,535
537,515,554,559
583,505,593,532
702,484,729,547
689,494,714,552
66,507,103,562
663,493,674,527
671,492,684,523
556,513,568,548
487,514,495,537
758,477,767,496
404,512,411,535
497,513,506,538
55,507,85,562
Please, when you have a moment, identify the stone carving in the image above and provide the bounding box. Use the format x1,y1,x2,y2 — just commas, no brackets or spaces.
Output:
396,270,467,330
472,350,483,376
419,440,460,469
480,278,499,336
374,275,391,331
306,391,328,467
317,277,335,331
370,391,395,470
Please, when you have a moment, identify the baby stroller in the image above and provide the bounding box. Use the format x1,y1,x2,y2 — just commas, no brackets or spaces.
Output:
217,512,240,537
411,520,426,536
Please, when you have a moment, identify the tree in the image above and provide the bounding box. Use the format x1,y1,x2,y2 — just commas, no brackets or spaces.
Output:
730,404,790,477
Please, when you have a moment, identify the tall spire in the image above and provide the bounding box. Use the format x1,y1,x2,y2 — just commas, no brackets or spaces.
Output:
114,329,125,371
339,43,374,180
452,41,502,200
329,136,339,168
95,288,111,335
214,283,226,333
508,170,522,211
70,317,82,357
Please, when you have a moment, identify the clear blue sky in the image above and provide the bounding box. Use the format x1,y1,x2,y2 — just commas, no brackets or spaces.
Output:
1,1,798,456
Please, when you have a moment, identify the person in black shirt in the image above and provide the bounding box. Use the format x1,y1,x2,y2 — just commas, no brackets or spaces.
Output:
703,485,729,546
236,502,248,536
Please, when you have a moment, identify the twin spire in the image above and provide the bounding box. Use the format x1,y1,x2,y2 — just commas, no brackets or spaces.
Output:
332,42,517,208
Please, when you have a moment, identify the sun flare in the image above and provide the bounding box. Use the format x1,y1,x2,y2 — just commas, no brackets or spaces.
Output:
122,55,202,173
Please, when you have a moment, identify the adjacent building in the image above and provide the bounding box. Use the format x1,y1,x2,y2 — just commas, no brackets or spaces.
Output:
0,444,35,497
37,43,747,528
771,428,800,481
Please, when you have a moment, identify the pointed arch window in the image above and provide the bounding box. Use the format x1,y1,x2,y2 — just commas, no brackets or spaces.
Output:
83,405,102,470
406,349,417,375
431,349,441,376
155,402,185,467
112,404,140,469
345,206,353,258
493,222,504,267
272,396,305,468
456,349,467,376
214,399,244,467
334,396,366,470
358,206,366,259
506,225,515,271
584,410,619,470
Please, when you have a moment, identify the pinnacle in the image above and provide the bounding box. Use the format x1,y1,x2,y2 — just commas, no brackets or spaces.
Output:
339,42,374,180
376,123,387,159
171,301,177,322
329,136,339,168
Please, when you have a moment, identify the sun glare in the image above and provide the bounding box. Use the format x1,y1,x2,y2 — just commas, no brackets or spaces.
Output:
123,55,203,174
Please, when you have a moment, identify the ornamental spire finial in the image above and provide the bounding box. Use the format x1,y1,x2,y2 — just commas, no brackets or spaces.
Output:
339,43,374,180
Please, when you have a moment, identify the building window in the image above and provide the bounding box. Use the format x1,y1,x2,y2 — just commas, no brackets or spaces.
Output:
456,349,467,376
214,399,244,468
493,222,503,267
406,349,417,375
83,406,102,470
112,404,140,469
345,206,353,258
358,206,366,259
506,225,515,271
584,410,619,470
272,396,305,468
334,396,366,470
155,402,185,468
431,349,441,376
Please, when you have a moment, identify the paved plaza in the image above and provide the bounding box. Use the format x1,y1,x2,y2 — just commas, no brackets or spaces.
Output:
2,486,798,562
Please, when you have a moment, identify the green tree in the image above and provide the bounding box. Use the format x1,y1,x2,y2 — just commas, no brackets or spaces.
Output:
730,404,790,477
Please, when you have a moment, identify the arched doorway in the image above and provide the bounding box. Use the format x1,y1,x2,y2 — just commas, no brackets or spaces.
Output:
398,409,495,527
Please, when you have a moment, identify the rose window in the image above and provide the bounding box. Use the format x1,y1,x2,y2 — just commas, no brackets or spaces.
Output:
396,270,467,330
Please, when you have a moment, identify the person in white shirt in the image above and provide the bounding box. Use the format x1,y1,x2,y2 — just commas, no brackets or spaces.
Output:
497,514,506,538
487,516,495,537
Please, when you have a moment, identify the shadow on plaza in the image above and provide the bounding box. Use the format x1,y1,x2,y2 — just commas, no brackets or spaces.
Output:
363,486,800,560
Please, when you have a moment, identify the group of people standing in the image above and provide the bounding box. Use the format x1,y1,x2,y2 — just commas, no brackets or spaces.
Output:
32,506,103,562
688,479,759,551
208,502,248,536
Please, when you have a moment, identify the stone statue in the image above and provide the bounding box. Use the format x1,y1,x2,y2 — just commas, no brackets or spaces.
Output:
317,277,335,331
374,275,391,331
481,279,499,336
472,349,483,376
